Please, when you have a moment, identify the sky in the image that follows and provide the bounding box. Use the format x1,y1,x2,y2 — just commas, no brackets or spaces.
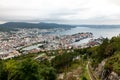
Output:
0,0,120,24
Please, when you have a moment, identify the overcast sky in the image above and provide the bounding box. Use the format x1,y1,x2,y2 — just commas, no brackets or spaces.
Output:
0,0,120,24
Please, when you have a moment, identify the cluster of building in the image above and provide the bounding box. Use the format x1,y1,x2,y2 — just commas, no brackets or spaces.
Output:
0,28,102,59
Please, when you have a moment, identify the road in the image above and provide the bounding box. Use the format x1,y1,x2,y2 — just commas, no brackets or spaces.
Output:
87,62,98,80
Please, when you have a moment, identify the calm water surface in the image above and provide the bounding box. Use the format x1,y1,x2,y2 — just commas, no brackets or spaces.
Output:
59,26,120,39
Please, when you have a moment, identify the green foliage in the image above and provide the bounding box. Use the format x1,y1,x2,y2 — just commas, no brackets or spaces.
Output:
96,38,109,61
39,65,56,80
17,59,39,80
0,58,56,80
0,49,86,80
81,76,87,80
51,52,78,72
13,53,38,60
0,60,5,80
1,36,120,80
4,60,19,80
105,51,120,75
87,36,120,75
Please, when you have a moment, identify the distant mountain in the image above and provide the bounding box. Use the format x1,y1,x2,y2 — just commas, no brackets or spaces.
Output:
1,22,120,32
0,22,75,32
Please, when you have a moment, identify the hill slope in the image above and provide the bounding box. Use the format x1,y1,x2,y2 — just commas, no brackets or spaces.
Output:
0,22,75,32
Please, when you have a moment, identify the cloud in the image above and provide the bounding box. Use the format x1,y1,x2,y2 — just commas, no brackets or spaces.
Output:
0,0,120,24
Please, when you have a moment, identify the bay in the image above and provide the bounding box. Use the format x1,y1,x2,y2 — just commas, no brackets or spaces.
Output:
58,26,120,39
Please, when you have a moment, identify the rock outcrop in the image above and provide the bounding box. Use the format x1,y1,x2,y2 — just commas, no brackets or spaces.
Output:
94,59,120,80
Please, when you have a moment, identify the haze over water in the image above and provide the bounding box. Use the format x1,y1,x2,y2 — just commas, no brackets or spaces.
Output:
59,26,120,39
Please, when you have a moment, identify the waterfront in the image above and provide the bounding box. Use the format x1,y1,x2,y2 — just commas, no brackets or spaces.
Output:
0,25,120,59
59,26,120,38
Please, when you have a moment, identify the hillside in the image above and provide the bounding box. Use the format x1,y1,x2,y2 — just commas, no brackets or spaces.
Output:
87,36,120,80
0,22,75,32
0,34,120,80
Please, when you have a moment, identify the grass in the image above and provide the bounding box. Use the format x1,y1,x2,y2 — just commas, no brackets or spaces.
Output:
105,51,120,75
59,59,91,80
79,61,91,80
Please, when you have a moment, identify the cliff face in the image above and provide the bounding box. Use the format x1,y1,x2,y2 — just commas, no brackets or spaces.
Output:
94,60,105,77
94,59,120,80
107,71,120,80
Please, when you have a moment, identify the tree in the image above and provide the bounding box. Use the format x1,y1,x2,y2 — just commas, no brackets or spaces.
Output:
39,66,56,80
4,60,18,80
0,60,5,80
82,76,87,80
16,58,40,80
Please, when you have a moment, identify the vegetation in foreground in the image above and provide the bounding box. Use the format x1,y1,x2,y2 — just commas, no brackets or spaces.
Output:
88,36,120,74
0,36,120,80
0,58,57,80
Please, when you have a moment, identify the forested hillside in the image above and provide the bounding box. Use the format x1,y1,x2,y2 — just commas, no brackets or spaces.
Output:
87,36,120,79
0,22,75,32
0,36,120,80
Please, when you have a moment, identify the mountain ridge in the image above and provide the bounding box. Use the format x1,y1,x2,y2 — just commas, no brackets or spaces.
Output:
0,22,75,32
